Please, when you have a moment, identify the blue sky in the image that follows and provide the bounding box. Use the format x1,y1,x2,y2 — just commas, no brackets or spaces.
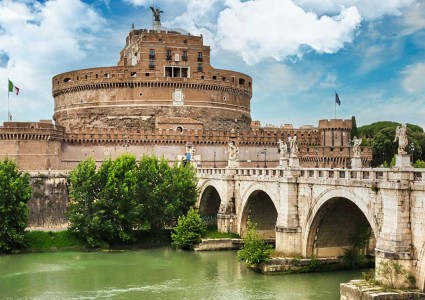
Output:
1,0,425,129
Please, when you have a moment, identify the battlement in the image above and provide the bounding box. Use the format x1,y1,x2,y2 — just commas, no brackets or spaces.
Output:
318,119,352,130
0,120,65,141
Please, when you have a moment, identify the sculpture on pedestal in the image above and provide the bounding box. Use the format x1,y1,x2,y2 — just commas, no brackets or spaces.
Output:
288,136,299,158
228,142,239,161
352,136,362,157
394,123,408,155
277,139,288,158
150,7,164,22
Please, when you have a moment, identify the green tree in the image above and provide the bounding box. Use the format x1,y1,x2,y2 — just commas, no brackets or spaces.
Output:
351,116,358,138
171,207,206,250
237,221,273,265
137,155,198,231
0,158,32,253
67,154,198,248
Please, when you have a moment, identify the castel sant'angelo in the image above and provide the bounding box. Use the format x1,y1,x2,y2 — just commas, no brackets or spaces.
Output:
0,9,371,171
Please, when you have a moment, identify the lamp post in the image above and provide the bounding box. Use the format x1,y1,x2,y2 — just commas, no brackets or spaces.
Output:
213,150,216,168
347,141,351,169
263,148,267,168
382,152,385,166
410,143,415,164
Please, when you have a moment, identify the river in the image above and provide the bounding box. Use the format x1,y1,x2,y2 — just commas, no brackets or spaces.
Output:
0,247,362,299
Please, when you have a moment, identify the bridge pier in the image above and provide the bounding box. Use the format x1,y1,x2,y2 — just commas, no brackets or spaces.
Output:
217,213,237,233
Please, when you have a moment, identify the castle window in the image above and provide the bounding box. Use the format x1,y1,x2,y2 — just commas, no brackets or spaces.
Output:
182,50,188,61
166,49,172,60
139,92,144,97
197,52,203,62
77,76,79,80
85,75,88,79
239,78,245,85
149,61,155,70
95,74,98,78
223,96,227,101
149,49,155,59
222,77,226,81
145,73,150,76
197,63,203,72
165,66,189,78
183,39,187,44
131,72,137,77
104,74,110,78
176,126,183,133
201,76,205,79
63,78,72,83
212,76,217,80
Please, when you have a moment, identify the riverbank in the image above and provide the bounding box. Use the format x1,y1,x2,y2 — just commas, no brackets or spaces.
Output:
341,280,425,299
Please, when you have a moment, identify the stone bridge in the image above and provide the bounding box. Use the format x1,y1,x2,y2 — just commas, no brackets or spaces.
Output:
196,166,425,290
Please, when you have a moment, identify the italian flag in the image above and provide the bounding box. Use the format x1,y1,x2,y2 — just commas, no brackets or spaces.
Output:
8,79,20,95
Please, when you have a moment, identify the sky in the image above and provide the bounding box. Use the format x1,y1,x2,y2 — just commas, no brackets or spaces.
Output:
1,0,425,129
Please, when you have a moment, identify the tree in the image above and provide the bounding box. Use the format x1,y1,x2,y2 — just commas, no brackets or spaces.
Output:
351,116,358,139
0,158,32,253
237,221,273,265
171,207,206,250
67,154,198,248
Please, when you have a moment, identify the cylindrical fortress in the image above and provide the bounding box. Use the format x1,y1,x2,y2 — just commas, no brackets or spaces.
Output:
52,29,252,131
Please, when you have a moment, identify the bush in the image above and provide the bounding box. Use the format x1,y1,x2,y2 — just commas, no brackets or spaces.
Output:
0,158,32,253
171,207,206,250
237,221,273,265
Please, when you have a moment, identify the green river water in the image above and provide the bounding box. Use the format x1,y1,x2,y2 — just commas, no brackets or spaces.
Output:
0,247,361,300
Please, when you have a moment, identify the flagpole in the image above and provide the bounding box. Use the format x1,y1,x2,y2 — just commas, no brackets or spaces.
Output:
334,92,336,120
7,78,10,122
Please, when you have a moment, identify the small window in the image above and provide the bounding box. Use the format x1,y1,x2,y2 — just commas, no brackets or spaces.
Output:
182,50,188,61
63,78,72,83
145,73,150,76
139,92,144,97
201,75,205,79
131,72,137,77
223,96,227,101
166,49,172,60
149,49,155,59
222,77,226,81
85,75,88,79
149,61,155,69
212,76,217,80
197,52,203,62
95,74,98,78
104,74,110,78
176,126,183,133
239,78,245,85
197,63,203,72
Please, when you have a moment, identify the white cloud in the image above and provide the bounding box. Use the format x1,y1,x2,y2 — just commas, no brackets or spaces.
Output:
293,0,416,21
122,0,150,6
0,0,107,120
401,62,425,93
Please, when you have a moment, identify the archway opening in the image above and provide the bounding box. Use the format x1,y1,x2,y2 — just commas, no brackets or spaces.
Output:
241,190,277,239
199,186,221,230
307,197,376,258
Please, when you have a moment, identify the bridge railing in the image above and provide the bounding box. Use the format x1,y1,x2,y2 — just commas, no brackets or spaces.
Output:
197,167,425,183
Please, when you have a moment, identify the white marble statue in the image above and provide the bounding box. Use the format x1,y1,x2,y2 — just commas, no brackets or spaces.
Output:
288,136,299,157
277,139,288,158
228,142,239,161
352,136,362,157
394,123,408,155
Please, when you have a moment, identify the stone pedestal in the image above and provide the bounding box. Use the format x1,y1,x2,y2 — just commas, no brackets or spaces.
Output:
153,21,161,31
395,154,411,168
351,157,362,169
217,214,237,233
289,157,299,167
227,160,240,168
279,157,289,168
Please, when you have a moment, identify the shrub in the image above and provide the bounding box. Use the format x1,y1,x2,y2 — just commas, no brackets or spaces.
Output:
237,220,273,265
377,260,408,289
0,158,32,253
171,207,206,250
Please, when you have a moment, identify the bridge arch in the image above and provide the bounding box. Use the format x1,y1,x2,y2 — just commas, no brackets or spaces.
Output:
303,188,378,258
197,180,224,227
239,185,278,239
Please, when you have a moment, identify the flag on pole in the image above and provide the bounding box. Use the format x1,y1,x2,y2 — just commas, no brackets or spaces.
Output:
8,79,20,95
335,92,341,106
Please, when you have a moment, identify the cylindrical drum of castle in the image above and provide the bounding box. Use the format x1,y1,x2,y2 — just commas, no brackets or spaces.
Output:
52,29,252,132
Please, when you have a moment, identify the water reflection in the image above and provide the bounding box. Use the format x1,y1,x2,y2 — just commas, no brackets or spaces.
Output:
0,248,361,299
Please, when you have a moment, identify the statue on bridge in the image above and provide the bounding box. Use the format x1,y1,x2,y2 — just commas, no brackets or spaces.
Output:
277,139,288,158
352,136,362,157
150,6,164,22
228,141,239,161
288,136,299,158
394,123,408,155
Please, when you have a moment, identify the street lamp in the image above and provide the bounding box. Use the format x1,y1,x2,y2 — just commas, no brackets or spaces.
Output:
213,150,216,168
410,142,415,164
263,148,267,168
347,141,351,169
